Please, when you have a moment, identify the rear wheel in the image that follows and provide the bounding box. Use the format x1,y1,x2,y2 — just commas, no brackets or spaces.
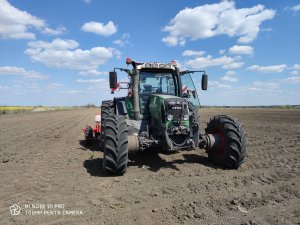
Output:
205,115,247,168
103,115,128,175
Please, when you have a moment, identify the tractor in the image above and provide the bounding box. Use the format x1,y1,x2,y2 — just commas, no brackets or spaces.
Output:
99,58,247,175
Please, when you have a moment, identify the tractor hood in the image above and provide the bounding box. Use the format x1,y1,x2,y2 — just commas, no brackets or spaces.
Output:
148,94,189,128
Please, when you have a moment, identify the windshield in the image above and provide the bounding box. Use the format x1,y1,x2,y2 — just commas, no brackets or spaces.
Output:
181,73,200,108
139,71,176,95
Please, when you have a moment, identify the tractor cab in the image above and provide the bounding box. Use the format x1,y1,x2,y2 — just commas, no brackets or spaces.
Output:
109,59,207,119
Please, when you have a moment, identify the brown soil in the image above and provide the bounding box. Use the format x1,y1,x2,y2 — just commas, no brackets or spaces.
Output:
0,108,299,225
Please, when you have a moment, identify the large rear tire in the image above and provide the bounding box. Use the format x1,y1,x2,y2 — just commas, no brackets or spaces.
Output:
205,115,247,169
103,115,128,175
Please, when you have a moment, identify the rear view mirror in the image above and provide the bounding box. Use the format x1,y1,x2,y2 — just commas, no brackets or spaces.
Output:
202,74,208,90
109,71,118,89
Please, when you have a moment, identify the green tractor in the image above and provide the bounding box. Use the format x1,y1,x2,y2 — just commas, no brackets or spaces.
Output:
100,58,247,175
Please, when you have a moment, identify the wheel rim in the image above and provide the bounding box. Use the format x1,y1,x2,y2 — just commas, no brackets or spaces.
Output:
211,128,225,160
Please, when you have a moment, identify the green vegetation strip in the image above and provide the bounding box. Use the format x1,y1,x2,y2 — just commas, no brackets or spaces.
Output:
0,105,99,114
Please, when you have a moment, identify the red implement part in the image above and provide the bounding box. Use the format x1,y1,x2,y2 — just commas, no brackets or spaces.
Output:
83,123,101,136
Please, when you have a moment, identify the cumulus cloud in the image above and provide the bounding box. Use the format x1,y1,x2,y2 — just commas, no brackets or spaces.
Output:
81,21,117,36
79,70,108,76
83,0,91,4
292,64,300,70
113,33,130,47
209,80,232,89
0,66,49,79
218,49,226,55
221,76,238,82
162,1,275,46
25,38,119,71
0,0,65,39
182,50,205,57
185,55,244,70
247,64,287,73
76,78,106,83
42,25,67,36
252,81,279,89
229,45,254,55
288,4,300,12
290,64,300,75
225,71,237,76
284,76,300,84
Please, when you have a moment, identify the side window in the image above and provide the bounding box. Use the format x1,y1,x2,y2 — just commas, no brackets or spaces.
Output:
181,73,200,107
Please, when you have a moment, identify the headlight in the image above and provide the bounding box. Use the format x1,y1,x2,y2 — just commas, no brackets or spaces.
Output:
167,114,173,121
183,114,189,121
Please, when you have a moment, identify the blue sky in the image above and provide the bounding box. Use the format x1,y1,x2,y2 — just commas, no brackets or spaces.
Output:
0,0,299,106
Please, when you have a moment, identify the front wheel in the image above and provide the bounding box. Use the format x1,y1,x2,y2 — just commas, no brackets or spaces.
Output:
102,115,128,175
205,115,247,169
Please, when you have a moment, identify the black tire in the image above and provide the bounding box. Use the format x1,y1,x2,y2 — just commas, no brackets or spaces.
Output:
85,126,93,146
101,100,115,126
102,115,128,175
205,115,247,169
100,100,115,150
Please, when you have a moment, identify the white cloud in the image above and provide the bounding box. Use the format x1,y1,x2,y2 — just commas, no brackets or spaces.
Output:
79,70,108,76
229,45,254,55
76,78,106,83
209,80,232,89
292,64,300,70
162,1,275,46
182,50,205,57
83,0,91,4
252,81,279,89
284,76,300,84
290,4,300,12
221,76,238,82
27,38,79,50
0,66,49,79
289,64,300,75
81,21,117,36
46,83,64,90
225,71,237,76
218,49,226,55
162,36,185,47
25,38,119,71
113,33,130,47
62,89,84,95
290,70,299,76
185,55,243,69
42,25,66,36
0,0,44,39
0,0,65,39
247,64,287,73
